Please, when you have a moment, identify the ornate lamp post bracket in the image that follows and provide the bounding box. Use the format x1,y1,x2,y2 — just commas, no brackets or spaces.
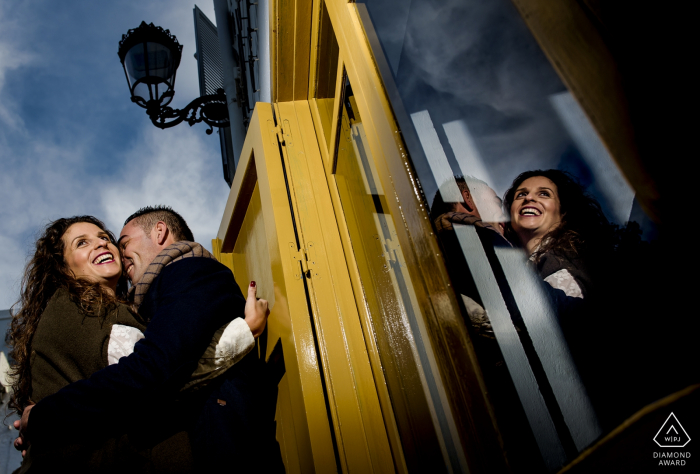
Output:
118,21,229,133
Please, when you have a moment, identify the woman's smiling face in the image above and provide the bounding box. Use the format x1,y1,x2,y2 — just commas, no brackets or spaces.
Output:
62,222,121,290
510,175,562,243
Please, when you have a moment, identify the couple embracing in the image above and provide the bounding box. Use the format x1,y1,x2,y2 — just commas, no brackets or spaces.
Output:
8,206,284,473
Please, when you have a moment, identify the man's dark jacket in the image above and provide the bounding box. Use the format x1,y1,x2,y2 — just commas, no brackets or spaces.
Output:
29,257,280,471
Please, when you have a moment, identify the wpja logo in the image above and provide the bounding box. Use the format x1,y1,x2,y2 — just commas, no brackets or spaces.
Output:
653,412,691,467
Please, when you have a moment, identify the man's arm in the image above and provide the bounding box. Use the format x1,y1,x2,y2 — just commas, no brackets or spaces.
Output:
24,258,245,448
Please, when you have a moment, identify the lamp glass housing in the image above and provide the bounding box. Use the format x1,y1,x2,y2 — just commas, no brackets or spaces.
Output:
119,22,182,109
124,42,177,105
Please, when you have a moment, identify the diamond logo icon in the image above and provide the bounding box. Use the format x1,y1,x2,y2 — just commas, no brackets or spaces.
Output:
654,412,691,448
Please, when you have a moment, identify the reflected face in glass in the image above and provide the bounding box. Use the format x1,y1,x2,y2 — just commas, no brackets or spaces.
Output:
510,176,562,243
474,186,506,224
62,222,121,290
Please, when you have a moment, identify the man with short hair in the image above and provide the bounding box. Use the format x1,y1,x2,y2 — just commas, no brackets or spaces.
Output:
431,176,506,236
17,206,282,472
430,176,510,340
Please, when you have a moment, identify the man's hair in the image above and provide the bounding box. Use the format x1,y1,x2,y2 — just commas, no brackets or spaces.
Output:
430,176,494,220
462,176,492,199
124,205,194,242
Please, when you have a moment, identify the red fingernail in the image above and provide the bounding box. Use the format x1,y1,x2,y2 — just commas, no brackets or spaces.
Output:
250,281,256,287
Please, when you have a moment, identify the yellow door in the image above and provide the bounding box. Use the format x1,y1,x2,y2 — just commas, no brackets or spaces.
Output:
214,102,395,473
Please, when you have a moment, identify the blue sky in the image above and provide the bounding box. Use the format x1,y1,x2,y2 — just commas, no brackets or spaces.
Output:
0,0,229,309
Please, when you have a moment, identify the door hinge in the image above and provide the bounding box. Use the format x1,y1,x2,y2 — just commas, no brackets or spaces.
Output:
289,242,320,280
374,233,404,272
276,125,285,145
268,119,286,147
274,119,293,147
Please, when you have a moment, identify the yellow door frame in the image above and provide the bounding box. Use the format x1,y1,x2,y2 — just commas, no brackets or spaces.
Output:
268,0,508,471
275,99,396,473
215,101,397,472
306,1,508,472
214,104,337,472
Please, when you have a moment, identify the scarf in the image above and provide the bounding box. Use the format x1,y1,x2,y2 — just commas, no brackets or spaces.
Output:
129,241,216,311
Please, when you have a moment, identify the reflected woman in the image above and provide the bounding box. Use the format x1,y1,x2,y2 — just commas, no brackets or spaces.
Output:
503,169,611,301
503,170,622,425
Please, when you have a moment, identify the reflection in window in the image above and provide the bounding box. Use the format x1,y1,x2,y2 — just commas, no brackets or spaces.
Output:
356,0,647,230
355,0,674,471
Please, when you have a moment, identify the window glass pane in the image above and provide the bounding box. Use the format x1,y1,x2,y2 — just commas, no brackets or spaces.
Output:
355,0,674,470
313,2,340,149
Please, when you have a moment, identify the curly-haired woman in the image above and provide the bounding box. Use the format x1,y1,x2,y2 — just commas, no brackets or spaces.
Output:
8,216,268,472
503,170,625,423
8,217,138,420
503,169,612,301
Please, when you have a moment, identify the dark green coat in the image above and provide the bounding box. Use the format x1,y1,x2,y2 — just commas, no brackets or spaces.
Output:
21,289,191,474
30,288,146,403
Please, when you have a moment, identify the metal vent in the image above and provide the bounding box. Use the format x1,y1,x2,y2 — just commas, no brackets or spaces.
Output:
193,5,224,96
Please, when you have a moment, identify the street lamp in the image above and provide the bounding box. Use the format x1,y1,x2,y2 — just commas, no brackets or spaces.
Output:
118,21,229,134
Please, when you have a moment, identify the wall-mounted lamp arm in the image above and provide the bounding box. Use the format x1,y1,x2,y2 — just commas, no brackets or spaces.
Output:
144,89,230,135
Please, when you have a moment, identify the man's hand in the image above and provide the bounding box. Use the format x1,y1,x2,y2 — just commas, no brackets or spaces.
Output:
245,281,269,338
13,403,34,456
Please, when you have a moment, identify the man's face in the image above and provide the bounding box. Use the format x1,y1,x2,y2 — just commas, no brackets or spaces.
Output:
474,186,506,224
459,189,482,220
119,220,160,285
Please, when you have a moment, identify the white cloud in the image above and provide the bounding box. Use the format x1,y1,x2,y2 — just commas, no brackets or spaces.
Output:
0,6,35,130
0,235,29,310
100,125,230,250
0,135,99,309
0,1,230,310
0,124,228,309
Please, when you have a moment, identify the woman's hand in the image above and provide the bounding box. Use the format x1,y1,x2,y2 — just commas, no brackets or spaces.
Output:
245,281,269,338
13,403,34,457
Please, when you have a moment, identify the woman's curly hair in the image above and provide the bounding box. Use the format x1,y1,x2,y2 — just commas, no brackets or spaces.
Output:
503,170,612,262
7,216,128,415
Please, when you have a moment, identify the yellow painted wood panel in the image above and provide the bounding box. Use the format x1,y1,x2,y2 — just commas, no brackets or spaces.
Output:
231,184,313,473
320,102,409,474
333,109,446,467
319,2,508,471
217,103,337,473
276,100,395,473
231,184,276,308
276,374,303,474
273,0,312,102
